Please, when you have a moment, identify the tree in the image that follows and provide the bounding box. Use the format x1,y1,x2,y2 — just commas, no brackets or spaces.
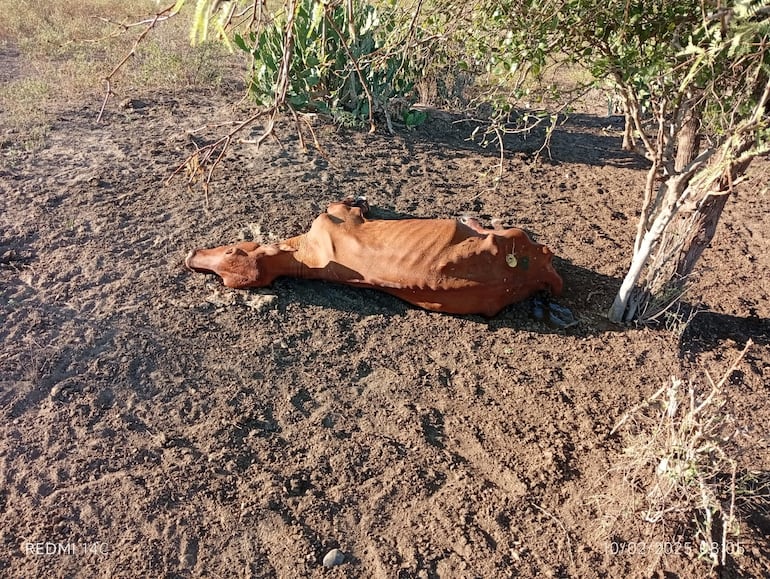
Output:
600,1,770,322
422,0,770,322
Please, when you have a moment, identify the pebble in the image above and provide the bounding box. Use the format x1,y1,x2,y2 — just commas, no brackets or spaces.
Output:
322,548,345,568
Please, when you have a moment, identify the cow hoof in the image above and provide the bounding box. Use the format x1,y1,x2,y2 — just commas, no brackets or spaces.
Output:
532,297,547,321
341,195,370,215
185,249,198,270
532,296,577,329
548,302,578,329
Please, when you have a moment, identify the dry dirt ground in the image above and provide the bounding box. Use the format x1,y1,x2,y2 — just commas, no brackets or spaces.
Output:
1,65,770,578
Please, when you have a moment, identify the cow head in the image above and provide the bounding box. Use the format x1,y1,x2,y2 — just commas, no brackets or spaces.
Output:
185,241,295,288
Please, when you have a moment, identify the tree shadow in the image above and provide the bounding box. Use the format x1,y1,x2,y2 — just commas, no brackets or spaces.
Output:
679,309,770,359
740,470,770,537
269,250,770,348
547,113,650,170
715,469,770,577
397,109,649,170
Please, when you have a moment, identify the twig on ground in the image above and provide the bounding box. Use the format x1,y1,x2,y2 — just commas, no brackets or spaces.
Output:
611,384,668,436
529,501,575,568
166,108,271,198
704,339,753,392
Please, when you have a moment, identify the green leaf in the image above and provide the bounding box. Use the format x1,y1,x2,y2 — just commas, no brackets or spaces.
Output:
233,33,249,53
289,94,309,107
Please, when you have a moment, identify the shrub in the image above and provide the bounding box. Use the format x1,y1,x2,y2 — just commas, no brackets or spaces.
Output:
233,0,420,127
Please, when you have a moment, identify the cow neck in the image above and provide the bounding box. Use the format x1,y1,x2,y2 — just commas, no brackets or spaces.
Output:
262,235,314,280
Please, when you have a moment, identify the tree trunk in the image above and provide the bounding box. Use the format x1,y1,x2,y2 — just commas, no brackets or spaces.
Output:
624,143,755,321
622,108,635,151
674,106,701,173
607,168,701,323
642,156,753,309
608,126,758,323
608,66,769,324
669,192,729,281
641,105,704,304
643,190,730,304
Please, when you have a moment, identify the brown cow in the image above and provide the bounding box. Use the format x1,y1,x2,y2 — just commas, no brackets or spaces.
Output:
185,198,563,317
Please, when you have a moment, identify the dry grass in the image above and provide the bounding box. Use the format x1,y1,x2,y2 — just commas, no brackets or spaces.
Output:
609,341,756,569
1,0,163,93
0,0,150,52
0,0,243,150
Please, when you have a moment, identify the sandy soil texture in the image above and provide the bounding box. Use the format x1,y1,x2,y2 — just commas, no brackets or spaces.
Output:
1,81,769,577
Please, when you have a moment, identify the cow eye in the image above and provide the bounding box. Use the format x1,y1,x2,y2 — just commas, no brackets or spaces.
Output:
225,248,234,255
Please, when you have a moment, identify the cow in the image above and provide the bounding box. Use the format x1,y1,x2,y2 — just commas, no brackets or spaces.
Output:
185,197,564,317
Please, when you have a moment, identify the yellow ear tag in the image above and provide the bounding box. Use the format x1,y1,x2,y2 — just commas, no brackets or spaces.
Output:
506,254,517,268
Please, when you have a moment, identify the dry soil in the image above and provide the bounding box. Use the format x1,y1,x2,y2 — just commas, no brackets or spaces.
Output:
1,67,769,578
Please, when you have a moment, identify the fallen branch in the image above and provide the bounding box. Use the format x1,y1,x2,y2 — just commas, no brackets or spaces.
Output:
166,0,296,195
166,108,271,202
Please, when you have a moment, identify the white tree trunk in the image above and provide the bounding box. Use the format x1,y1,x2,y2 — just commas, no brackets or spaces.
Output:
608,186,680,322
607,153,712,323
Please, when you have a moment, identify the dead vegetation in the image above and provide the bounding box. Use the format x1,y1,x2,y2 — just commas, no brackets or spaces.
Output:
610,341,756,568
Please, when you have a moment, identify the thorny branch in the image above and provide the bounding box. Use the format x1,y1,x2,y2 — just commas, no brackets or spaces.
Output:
460,80,595,181
166,108,270,206
166,0,302,199
97,2,181,122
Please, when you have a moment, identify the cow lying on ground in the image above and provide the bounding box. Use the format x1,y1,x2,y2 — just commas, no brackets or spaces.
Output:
186,197,564,317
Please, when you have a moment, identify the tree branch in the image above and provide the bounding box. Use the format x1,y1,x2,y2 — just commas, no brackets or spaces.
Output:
97,2,181,122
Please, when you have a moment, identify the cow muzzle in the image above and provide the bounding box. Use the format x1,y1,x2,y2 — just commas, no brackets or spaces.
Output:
185,248,216,274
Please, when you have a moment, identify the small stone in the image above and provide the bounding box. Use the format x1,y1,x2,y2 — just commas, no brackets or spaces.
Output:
322,548,345,568
242,293,277,312
155,432,169,447
120,98,149,110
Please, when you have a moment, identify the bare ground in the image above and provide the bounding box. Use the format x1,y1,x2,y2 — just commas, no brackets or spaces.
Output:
1,79,769,578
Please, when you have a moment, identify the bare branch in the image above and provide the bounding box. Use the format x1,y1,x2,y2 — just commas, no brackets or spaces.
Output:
97,2,181,122
166,108,270,197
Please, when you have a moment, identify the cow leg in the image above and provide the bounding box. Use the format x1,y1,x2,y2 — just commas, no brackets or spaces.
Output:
326,196,369,223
